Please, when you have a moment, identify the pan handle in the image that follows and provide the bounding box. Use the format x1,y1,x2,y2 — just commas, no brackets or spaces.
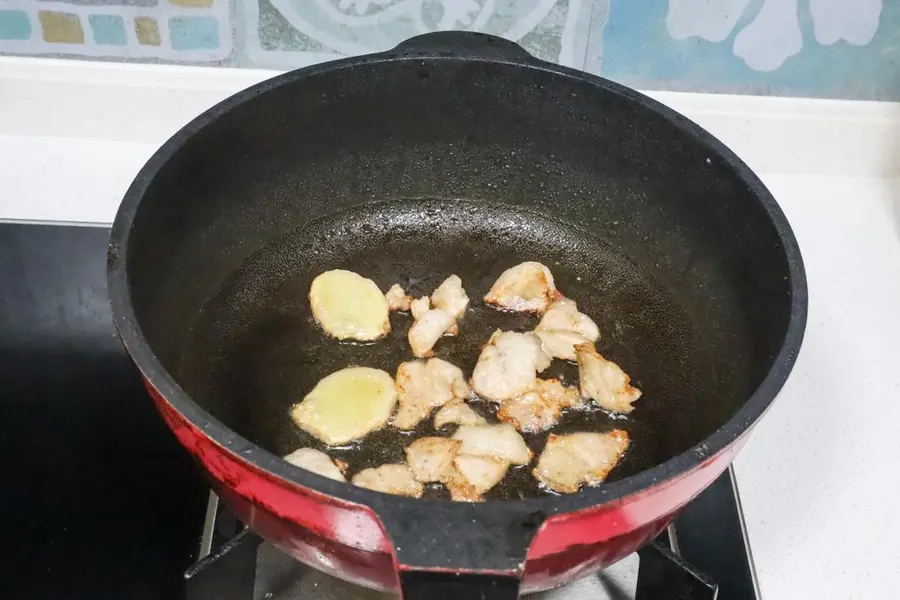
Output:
375,500,547,599
391,31,537,63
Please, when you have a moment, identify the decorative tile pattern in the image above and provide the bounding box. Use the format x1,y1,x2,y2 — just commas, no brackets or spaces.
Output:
239,0,593,70
588,0,900,100
38,10,84,43
0,0,898,100
170,15,218,49
134,15,160,45
0,0,232,62
0,9,33,40
88,13,127,44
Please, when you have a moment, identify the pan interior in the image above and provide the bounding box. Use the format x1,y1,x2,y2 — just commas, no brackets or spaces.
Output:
177,197,750,500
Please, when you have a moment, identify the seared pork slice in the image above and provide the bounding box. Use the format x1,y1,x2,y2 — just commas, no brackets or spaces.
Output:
452,423,532,466
351,464,424,498
536,298,600,340
497,378,582,433
405,436,510,502
575,343,642,414
410,296,431,320
385,283,413,312
484,262,559,313
447,455,509,502
405,437,461,484
471,330,552,402
533,430,630,493
283,448,345,482
408,307,457,358
431,275,470,319
393,358,471,430
534,329,591,362
434,399,487,429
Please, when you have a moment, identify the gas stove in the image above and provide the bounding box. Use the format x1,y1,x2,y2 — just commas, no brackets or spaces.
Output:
186,466,756,600
1,222,761,600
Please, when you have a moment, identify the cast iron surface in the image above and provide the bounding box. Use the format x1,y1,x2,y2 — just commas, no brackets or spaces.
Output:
0,223,207,599
107,31,807,576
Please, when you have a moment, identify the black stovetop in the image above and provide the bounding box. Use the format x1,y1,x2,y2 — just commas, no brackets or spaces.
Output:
0,223,759,600
0,223,207,600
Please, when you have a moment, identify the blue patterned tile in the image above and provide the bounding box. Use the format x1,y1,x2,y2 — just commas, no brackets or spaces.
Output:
88,13,127,45
169,15,220,50
0,9,32,40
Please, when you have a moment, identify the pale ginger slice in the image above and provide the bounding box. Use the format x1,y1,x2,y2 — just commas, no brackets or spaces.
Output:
290,367,397,446
309,269,390,341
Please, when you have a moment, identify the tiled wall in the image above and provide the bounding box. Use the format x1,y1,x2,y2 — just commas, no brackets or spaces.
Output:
1,0,897,100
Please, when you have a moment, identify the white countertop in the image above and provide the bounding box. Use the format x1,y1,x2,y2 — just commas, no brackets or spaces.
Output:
2,57,899,600
734,174,900,599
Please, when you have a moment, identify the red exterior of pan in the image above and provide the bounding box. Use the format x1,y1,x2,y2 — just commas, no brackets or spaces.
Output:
146,378,754,596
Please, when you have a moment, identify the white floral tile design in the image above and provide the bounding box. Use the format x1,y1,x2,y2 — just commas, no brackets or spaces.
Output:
587,0,900,100
237,0,593,69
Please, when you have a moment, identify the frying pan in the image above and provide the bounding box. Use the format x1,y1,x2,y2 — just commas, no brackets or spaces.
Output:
107,32,807,599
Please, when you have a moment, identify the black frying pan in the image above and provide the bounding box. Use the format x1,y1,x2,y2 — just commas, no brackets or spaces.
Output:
111,31,806,597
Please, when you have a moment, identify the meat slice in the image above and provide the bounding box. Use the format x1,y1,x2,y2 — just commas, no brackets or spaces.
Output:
351,464,424,498
405,437,461,484
534,329,591,362
533,430,630,493
393,358,471,430
497,379,582,433
408,307,457,358
410,296,431,320
534,298,601,361
430,275,470,319
484,261,559,313
405,436,509,501
406,277,470,357
434,399,487,429
536,298,600,341
385,283,413,312
536,378,583,409
575,343,642,414
447,455,509,501
283,448,346,482
452,423,532,466
471,330,552,402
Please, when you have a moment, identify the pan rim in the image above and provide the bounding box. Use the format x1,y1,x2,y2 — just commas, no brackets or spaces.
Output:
106,51,808,528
